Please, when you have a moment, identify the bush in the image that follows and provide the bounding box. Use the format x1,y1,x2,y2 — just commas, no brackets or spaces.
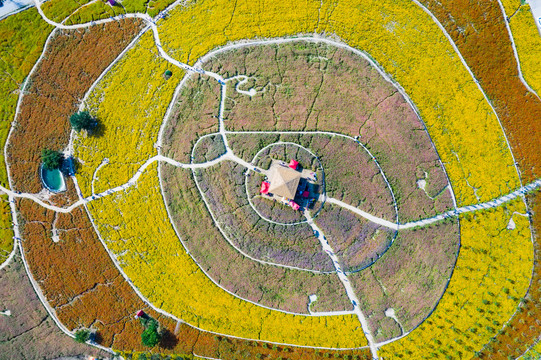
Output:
74,329,91,343
41,149,63,170
70,111,97,132
141,318,162,347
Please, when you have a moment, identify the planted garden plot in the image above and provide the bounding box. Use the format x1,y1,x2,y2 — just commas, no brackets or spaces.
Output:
191,134,226,164
348,219,459,342
0,9,52,263
0,255,107,359
193,160,333,271
73,30,180,196
0,9,52,186
18,202,154,349
380,200,532,359
2,0,539,357
87,164,368,348
161,163,351,314
16,199,303,357
162,73,221,163
418,0,541,184
180,42,455,222
508,4,541,97
230,132,398,222
316,204,396,273
8,19,143,195
477,191,541,360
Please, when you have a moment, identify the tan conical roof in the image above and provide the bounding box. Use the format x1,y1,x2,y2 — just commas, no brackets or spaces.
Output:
268,165,301,199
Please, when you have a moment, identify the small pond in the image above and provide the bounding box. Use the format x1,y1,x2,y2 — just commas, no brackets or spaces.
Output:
40,165,66,193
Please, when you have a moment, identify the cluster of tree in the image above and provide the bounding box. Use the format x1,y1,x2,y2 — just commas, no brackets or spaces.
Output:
41,111,98,171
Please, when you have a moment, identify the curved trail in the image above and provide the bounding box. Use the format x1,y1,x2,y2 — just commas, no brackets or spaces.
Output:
329,177,541,230
496,0,541,101
189,139,337,276
32,0,225,81
28,0,537,232
243,140,327,227
304,211,379,358
4,148,539,231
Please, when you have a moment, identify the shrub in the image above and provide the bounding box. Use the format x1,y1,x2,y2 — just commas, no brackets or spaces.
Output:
41,149,63,170
74,329,91,343
70,111,97,132
141,319,162,347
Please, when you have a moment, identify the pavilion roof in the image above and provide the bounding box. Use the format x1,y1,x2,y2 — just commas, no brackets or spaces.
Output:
268,164,301,199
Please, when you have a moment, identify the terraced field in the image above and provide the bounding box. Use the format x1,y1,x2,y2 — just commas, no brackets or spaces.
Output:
1,0,540,359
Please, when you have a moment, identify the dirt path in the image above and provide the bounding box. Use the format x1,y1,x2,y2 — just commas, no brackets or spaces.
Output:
304,211,379,359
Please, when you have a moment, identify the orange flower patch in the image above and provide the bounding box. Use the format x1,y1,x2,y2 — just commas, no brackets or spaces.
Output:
7,19,143,197
416,1,541,357
419,0,541,183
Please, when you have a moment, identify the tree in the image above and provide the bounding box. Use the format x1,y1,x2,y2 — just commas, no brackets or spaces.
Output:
141,319,161,347
74,329,91,343
41,149,63,170
70,111,97,132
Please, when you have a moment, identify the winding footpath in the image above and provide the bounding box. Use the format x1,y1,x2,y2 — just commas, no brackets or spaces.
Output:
2,153,539,230
329,177,541,231
305,211,379,358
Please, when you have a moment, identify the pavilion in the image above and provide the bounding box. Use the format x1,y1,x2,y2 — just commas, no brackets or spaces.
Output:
268,165,301,199
260,159,308,210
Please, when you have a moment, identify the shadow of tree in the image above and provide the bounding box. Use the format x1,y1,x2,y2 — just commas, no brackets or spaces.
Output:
91,331,103,345
159,328,178,350
89,120,106,138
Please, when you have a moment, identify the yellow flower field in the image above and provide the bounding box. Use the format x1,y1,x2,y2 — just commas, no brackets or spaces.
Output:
75,0,521,204
63,0,178,23
508,4,541,96
41,0,94,23
157,0,519,206
73,31,180,196
65,1,127,26
87,164,368,348
0,195,14,263
72,0,533,352
379,200,533,359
